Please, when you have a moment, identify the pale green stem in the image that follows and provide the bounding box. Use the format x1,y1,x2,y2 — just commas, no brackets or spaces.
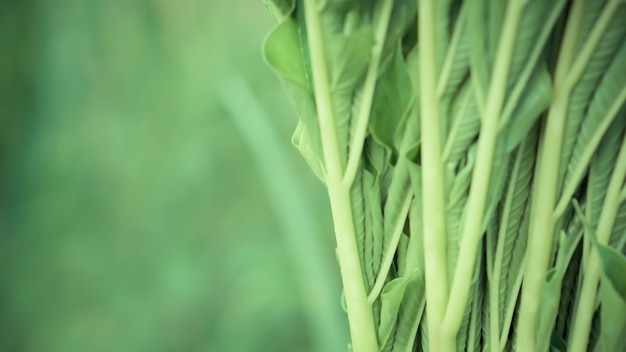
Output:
328,186,379,352
417,0,450,350
302,1,378,351
568,135,626,352
442,0,527,341
367,190,413,303
553,0,622,217
516,1,587,349
342,0,394,187
368,109,419,303
516,94,569,352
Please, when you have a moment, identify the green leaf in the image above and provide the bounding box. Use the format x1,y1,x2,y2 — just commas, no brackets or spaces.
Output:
364,137,390,189
559,0,612,176
550,330,567,352
554,207,585,342
434,0,453,76
481,134,511,233
263,12,308,86
396,233,410,278
384,0,418,59
467,0,490,113
407,171,425,280
502,200,530,343
469,260,484,352
506,0,551,87
377,269,423,351
444,145,476,287
503,64,551,153
443,80,481,164
370,158,412,300
457,244,483,351
586,116,626,230
555,246,581,344
362,169,379,289
560,5,626,187
486,0,505,63
263,13,323,165
493,132,537,339
572,199,626,351
446,143,476,209
498,0,567,132
566,38,626,186
536,216,584,350
327,31,373,91
419,312,430,352
364,166,385,281
370,44,413,153
378,276,410,349
390,270,425,352
588,310,601,352
350,169,368,287
536,268,564,352
596,244,626,352
327,29,374,165
292,122,325,182
438,5,469,102
609,201,626,251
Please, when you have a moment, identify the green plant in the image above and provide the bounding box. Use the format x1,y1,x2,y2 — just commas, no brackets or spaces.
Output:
261,0,626,351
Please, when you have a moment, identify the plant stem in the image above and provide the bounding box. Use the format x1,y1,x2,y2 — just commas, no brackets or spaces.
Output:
302,1,378,351
553,84,626,218
328,185,379,352
567,135,626,352
499,0,568,129
417,0,450,350
442,0,526,341
343,0,394,187
516,1,587,350
367,188,413,303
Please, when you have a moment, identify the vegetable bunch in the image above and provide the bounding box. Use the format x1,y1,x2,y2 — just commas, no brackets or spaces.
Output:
261,0,626,351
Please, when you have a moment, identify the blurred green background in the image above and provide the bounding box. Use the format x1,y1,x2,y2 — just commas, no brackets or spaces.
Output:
0,1,349,351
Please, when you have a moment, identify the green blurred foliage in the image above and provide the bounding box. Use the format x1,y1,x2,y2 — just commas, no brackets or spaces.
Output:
0,1,347,351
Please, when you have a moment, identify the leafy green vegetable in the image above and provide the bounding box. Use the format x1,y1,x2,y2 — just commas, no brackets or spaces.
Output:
261,0,626,350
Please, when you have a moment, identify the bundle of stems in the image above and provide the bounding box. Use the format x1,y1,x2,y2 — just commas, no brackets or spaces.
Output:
262,0,626,351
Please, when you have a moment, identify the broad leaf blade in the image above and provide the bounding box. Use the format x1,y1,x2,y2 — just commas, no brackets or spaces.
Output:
596,244,626,352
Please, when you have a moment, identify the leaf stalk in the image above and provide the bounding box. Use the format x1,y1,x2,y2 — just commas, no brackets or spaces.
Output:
516,1,587,349
567,134,626,352
302,1,379,350
442,0,527,340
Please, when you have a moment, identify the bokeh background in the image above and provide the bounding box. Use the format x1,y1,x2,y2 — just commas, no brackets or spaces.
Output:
0,1,349,351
